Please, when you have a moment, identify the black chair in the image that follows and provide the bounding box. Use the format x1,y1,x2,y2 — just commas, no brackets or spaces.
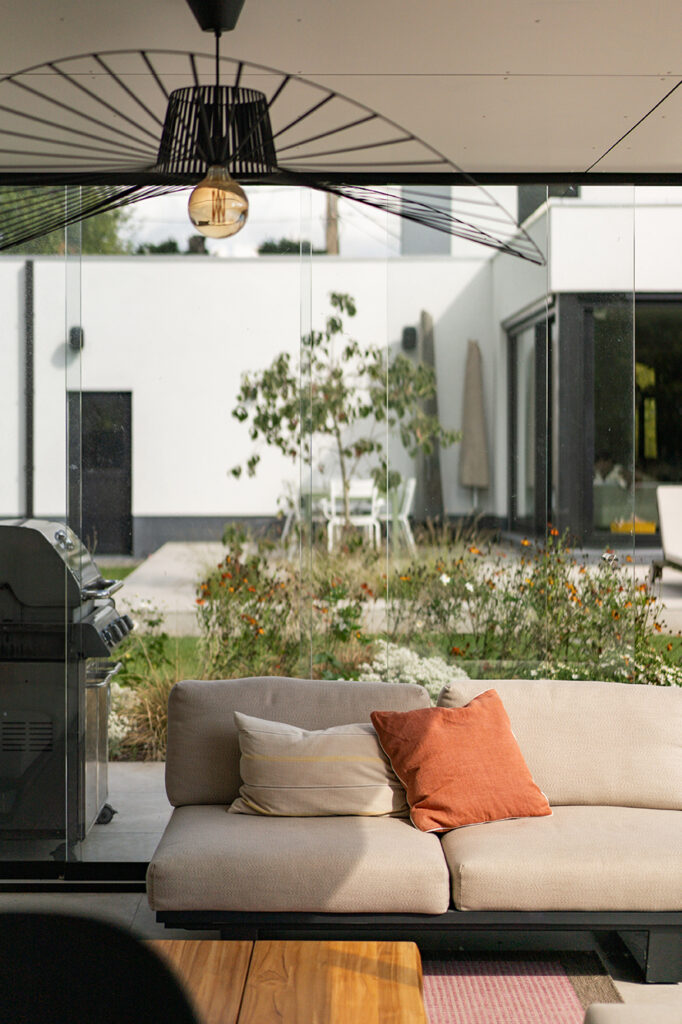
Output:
0,912,201,1023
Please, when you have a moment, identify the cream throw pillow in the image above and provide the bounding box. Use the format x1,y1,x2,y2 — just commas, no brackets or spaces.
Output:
228,712,409,817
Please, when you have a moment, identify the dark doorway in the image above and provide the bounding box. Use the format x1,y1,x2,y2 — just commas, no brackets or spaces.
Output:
508,319,554,536
68,392,132,555
634,302,682,491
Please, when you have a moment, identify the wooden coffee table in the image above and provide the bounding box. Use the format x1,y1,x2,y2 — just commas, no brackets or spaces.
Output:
148,938,427,1024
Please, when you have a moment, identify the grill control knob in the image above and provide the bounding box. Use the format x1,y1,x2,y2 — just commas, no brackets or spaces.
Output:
122,614,134,633
108,622,123,644
102,629,113,646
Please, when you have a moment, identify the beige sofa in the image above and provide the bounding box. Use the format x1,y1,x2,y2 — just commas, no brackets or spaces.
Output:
147,676,682,983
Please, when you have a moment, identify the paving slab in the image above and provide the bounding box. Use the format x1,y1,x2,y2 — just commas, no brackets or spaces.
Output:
117,542,225,636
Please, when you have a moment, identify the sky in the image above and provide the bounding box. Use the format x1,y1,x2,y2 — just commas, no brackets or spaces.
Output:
125,185,403,258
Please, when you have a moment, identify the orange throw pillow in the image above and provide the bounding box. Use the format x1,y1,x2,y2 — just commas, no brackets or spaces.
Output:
371,689,552,832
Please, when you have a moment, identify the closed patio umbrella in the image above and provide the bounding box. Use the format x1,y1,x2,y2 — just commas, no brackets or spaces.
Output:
458,339,490,509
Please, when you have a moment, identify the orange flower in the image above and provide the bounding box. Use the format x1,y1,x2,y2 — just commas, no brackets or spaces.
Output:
654,623,662,632
521,538,531,547
667,643,673,651
550,528,559,537
468,546,482,554
450,646,464,656
258,628,265,635
625,555,633,563
612,610,620,619
196,598,205,605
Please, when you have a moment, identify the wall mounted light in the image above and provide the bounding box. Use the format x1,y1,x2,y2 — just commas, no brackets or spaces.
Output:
68,326,84,350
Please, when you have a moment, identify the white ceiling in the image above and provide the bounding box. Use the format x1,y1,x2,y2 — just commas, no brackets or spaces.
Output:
1,0,682,176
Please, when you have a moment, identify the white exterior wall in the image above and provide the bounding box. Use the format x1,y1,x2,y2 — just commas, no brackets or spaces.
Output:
33,260,70,518
4,253,490,522
0,259,26,517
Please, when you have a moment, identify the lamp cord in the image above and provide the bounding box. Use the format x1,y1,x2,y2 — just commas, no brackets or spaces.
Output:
215,29,221,91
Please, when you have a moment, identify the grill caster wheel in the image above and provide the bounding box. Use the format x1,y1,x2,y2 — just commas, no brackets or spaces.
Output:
96,803,117,825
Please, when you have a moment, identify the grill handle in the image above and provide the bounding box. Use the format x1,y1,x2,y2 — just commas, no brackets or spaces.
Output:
81,579,124,600
86,661,123,688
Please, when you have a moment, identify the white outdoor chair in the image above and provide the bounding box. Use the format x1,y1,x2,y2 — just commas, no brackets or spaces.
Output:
650,484,682,582
322,478,381,552
376,476,417,553
279,485,328,547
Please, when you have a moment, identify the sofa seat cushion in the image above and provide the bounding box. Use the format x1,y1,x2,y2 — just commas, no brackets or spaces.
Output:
441,804,682,911
147,805,450,914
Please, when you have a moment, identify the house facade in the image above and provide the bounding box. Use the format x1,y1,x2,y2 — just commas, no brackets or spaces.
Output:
3,184,681,555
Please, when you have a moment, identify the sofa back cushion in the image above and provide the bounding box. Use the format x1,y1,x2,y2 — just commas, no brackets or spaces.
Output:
166,676,431,807
437,679,682,809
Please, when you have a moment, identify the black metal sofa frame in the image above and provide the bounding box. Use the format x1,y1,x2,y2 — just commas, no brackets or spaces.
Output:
156,908,682,984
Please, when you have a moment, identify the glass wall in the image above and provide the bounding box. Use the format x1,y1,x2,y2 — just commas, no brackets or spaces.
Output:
6,179,682,877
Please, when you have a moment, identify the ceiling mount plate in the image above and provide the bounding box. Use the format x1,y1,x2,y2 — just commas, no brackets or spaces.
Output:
185,0,246,33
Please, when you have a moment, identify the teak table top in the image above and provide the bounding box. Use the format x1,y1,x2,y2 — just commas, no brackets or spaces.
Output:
147,938,427,1024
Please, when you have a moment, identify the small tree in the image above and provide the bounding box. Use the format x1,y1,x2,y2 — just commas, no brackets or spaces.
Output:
231,292,460,524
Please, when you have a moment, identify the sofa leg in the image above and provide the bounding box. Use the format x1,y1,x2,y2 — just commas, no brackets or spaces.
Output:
644,930,682,983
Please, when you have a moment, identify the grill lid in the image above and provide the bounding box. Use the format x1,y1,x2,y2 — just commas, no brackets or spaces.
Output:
0,520,103,608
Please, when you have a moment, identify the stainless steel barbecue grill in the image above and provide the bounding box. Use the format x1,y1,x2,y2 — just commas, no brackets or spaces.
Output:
0,519,134,857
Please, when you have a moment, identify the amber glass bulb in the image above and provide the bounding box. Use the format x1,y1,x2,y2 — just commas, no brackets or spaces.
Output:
187,165,249,238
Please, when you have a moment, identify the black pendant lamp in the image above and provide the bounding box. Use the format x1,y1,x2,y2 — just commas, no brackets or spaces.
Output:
156,0,273,238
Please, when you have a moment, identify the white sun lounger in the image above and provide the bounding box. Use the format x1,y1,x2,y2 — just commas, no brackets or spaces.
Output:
650,485,682,582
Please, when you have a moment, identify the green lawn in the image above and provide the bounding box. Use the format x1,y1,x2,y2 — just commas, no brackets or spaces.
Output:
98,563,140,581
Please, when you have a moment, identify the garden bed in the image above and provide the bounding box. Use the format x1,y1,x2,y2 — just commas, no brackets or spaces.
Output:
109,528,682,761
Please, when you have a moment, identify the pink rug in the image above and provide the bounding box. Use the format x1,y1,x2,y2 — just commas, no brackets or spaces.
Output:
422,956,606,1024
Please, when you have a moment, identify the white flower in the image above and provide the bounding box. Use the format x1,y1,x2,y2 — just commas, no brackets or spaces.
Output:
359,642,468,702
465,582,475,593
439,573,451,585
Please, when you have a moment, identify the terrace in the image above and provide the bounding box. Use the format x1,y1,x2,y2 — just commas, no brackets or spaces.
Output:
1,0,682,1019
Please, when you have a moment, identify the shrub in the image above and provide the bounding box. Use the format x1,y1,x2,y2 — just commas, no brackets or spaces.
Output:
415,532,682,685
196,525,300,679
359,641,469,702
309,562,375,678
109,602,195,760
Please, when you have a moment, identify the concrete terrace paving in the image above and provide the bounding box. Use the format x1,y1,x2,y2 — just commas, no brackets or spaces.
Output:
117,541,682,638
117,542,225,636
